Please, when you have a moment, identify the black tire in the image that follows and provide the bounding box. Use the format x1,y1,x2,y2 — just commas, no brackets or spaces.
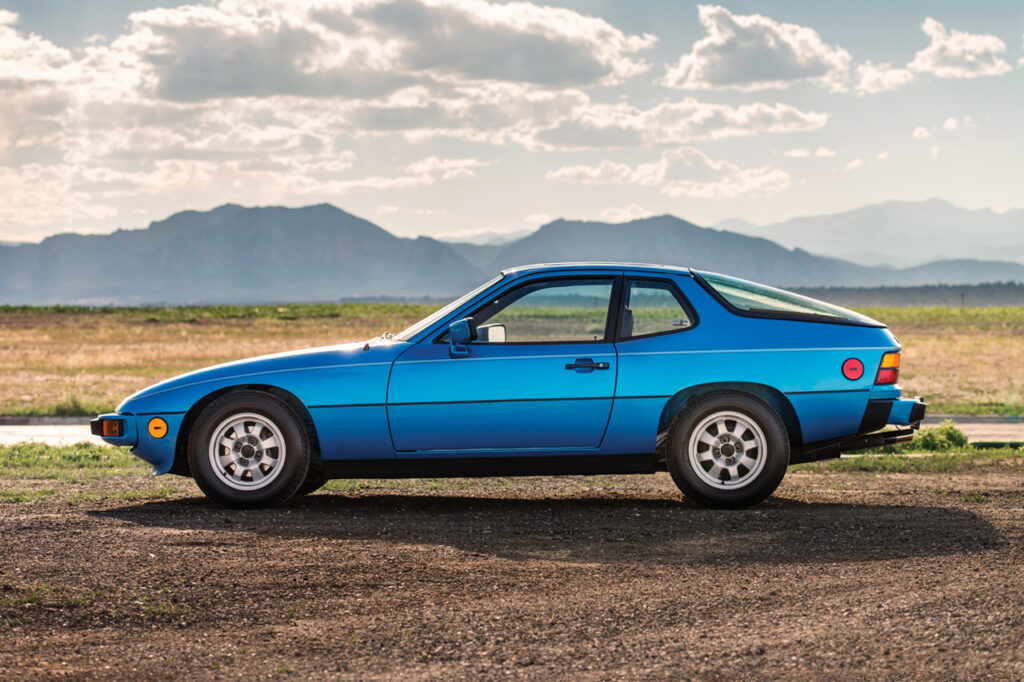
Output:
666,392,789,509
188,391,310,508
295,472,327,497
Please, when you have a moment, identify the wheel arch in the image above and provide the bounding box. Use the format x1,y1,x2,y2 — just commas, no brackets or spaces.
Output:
169,384,322,477
657,382,803,449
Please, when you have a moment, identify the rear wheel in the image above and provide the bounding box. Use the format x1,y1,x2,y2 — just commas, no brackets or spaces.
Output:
188,391,310,508
295,472,327,497
666,392,789,508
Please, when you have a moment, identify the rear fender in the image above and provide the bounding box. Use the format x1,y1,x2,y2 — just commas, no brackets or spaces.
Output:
658,382,803,448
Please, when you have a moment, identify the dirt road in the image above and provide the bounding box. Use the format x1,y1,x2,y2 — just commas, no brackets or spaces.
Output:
2,471,1023,680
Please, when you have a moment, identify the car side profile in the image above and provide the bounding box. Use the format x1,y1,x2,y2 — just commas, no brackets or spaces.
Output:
93,263,926,508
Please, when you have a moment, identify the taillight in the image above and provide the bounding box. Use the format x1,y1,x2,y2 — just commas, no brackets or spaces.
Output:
875,352,900,385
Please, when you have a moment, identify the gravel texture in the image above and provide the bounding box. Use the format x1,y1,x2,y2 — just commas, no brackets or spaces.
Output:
1,470,1023,680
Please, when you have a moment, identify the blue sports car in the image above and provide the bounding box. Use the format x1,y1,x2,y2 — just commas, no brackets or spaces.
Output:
93,263,926,508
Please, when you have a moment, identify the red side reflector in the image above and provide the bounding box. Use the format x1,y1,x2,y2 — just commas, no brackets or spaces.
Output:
842,358,864,381
102,420,123,437
876,368,899,385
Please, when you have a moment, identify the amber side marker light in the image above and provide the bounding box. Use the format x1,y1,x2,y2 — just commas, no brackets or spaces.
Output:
148,418,168,439
101,420,124,437
876,352,901,385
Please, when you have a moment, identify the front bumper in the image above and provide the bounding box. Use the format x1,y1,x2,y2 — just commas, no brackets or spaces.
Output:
91,413,138,447
91,412,181,475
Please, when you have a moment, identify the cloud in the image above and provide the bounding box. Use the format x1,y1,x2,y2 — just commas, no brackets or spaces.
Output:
855,61,915,94
547,147,790,199
853,20,1012,95
377,204,400,214
908,17,1012,79
114,0,656,103
876,151,889,161
783,146,836,158
842,158,863,173
400,156,493,179
599,204,652,223
535,98,828,150
524,213,553,225
912,116,971,142
661,5,851,91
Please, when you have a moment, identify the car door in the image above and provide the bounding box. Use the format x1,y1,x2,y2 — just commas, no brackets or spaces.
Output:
387,275,620,454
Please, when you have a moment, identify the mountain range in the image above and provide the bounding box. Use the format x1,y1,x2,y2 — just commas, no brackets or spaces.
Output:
716,199,1024,268
1,201,1023,305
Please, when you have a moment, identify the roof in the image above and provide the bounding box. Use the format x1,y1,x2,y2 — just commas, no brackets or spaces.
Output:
500,262,693,278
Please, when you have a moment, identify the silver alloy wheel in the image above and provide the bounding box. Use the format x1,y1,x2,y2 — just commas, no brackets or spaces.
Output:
687,410,767,490
207,412,287,491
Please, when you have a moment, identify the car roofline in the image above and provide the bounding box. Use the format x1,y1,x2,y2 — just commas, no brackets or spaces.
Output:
499,262,694,279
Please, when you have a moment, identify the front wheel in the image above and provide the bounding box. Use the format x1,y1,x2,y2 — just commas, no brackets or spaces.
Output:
188,391,310,508
666,393,790,508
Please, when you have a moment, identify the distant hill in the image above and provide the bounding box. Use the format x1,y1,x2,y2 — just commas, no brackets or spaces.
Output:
1,203,1023,305
0,204,486,305
717,199,1024,267
485,216,878,287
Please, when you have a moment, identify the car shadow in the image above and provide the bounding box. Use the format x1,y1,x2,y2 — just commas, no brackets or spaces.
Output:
91,492,1007,566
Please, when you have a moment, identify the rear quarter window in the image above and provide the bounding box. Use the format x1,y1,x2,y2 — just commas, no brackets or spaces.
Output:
695,270,881,326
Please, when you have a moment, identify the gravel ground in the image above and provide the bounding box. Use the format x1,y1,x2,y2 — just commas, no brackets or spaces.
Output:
1,470,1023,680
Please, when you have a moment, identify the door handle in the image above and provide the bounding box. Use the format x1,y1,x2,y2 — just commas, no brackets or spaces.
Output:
565,358,610,371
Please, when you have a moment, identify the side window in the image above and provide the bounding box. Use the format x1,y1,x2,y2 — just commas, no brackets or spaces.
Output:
473,278,614,343
621,279,693,339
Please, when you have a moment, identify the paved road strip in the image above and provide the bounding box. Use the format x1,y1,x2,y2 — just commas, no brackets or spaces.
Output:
1,421,1022,448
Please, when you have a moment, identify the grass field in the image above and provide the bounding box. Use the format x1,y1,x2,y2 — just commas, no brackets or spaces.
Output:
1,304,1022,416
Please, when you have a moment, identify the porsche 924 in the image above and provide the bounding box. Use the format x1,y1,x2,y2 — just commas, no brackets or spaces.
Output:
93,263,926,508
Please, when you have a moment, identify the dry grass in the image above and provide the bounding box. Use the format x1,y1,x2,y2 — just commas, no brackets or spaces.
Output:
0,307,429,415
0,305,1021,415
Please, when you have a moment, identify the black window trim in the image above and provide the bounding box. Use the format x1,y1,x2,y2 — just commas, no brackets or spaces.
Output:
431,274,623,346
691,270,885,328
614,275,701,342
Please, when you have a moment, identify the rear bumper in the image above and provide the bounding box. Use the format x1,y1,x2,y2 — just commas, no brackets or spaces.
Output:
792,397,927,464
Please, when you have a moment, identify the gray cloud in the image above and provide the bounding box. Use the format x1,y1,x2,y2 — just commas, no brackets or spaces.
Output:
661,5,850,91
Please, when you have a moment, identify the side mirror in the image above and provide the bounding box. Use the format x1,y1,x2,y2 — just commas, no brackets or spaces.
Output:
477,323,506,343
448,317,476,357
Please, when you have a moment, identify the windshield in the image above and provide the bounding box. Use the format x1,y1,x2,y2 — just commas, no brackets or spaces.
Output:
696,270,881,326
393,274,505,341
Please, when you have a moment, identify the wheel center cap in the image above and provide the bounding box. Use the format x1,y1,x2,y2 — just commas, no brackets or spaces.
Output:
240,444,255,459
720,443,736,457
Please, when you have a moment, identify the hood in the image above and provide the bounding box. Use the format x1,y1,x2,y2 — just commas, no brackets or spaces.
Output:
117,339,408,411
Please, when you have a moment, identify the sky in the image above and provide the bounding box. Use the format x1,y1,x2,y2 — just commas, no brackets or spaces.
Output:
1,0,1022,243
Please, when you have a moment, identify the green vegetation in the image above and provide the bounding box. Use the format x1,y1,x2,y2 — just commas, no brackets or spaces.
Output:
0,441,144,478
4,395,111,418
853,305,1024,333
0,582,94,608
870,419,969,454
792,447,1024,474
792,422,1024,474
